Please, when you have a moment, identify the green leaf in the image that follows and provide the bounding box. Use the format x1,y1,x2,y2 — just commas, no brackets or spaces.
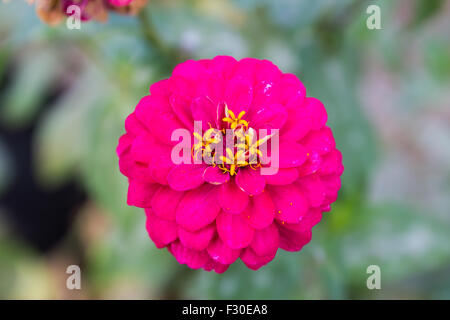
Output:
411,0,446,27
34,66,106,189
1,49,59,129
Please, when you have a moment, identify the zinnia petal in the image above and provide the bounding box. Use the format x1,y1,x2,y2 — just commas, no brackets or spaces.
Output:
235,168,266,196
176,184,220,231
296,174,326,208
135,95,186,145
216,211,254,249
269,185,309,223
278,142,308,168
302,127,336,155
224,76,253,114
264,168,299,185
127,180,159,208
218,179,249,214
250,223,279,257
151,186,184,221
168,241,210,269
247,103,288,130
278,226,312,252
246,191,275,229
207,236,241,264
178,223,216,251
145,209,178,248
281,208,322,233
167,164,207,191
203,166,230,185
240,247,277,271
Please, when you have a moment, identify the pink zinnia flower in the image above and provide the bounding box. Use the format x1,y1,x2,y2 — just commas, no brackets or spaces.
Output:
117,56,344,273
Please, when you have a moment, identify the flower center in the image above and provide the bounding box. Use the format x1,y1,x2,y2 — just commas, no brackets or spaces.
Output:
192,105,270,176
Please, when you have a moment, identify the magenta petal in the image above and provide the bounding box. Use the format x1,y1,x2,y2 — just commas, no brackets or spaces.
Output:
318,149,343,176
118,152,153,182
297,151,322,177
302,127,336,155
170,93,194,131
149,79,170,96
246,191,275,229
117,134,133,157
248,103,287,130
296,174,326,207
203,259,230,274
215,101,226,129
255,60,282,83
210,55,237,79
135,95,185,145
302,208,323,230
213,262,230,273
235,168,266,196
279,73,307,108
281,107,312,142
195,75,225,106
169,75,193,98
149,109,186,145
216,211,254,249
178,223,216,251
214,264,230,273
321,174,341,195
203,166,230,185
127,180,159,208
250,223,279,257
320,174,341,204
281,208,322,233
145,209,178,248
264,168,299,185
149,163,174,186
251,74,281,111
176,184,220,231
269,185,309,223
207,237,241,264
233,57,259,80
240,247,277,271
278,226,312,252
167,164,207,191
125,112,147,136
172,60,208,81
304,97,327,130
130,134,162,163
218,179,249,214
151,186,184,221
130,135,175,183
224,76,253,114
132,137,174,185
191,95,216,131
168,241,210,269
278,142,308,168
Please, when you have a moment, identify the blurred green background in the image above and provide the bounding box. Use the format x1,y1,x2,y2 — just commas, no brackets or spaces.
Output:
0,0,449,299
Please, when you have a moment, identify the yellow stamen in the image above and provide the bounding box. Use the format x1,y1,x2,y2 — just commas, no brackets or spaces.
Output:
193,107,270,176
